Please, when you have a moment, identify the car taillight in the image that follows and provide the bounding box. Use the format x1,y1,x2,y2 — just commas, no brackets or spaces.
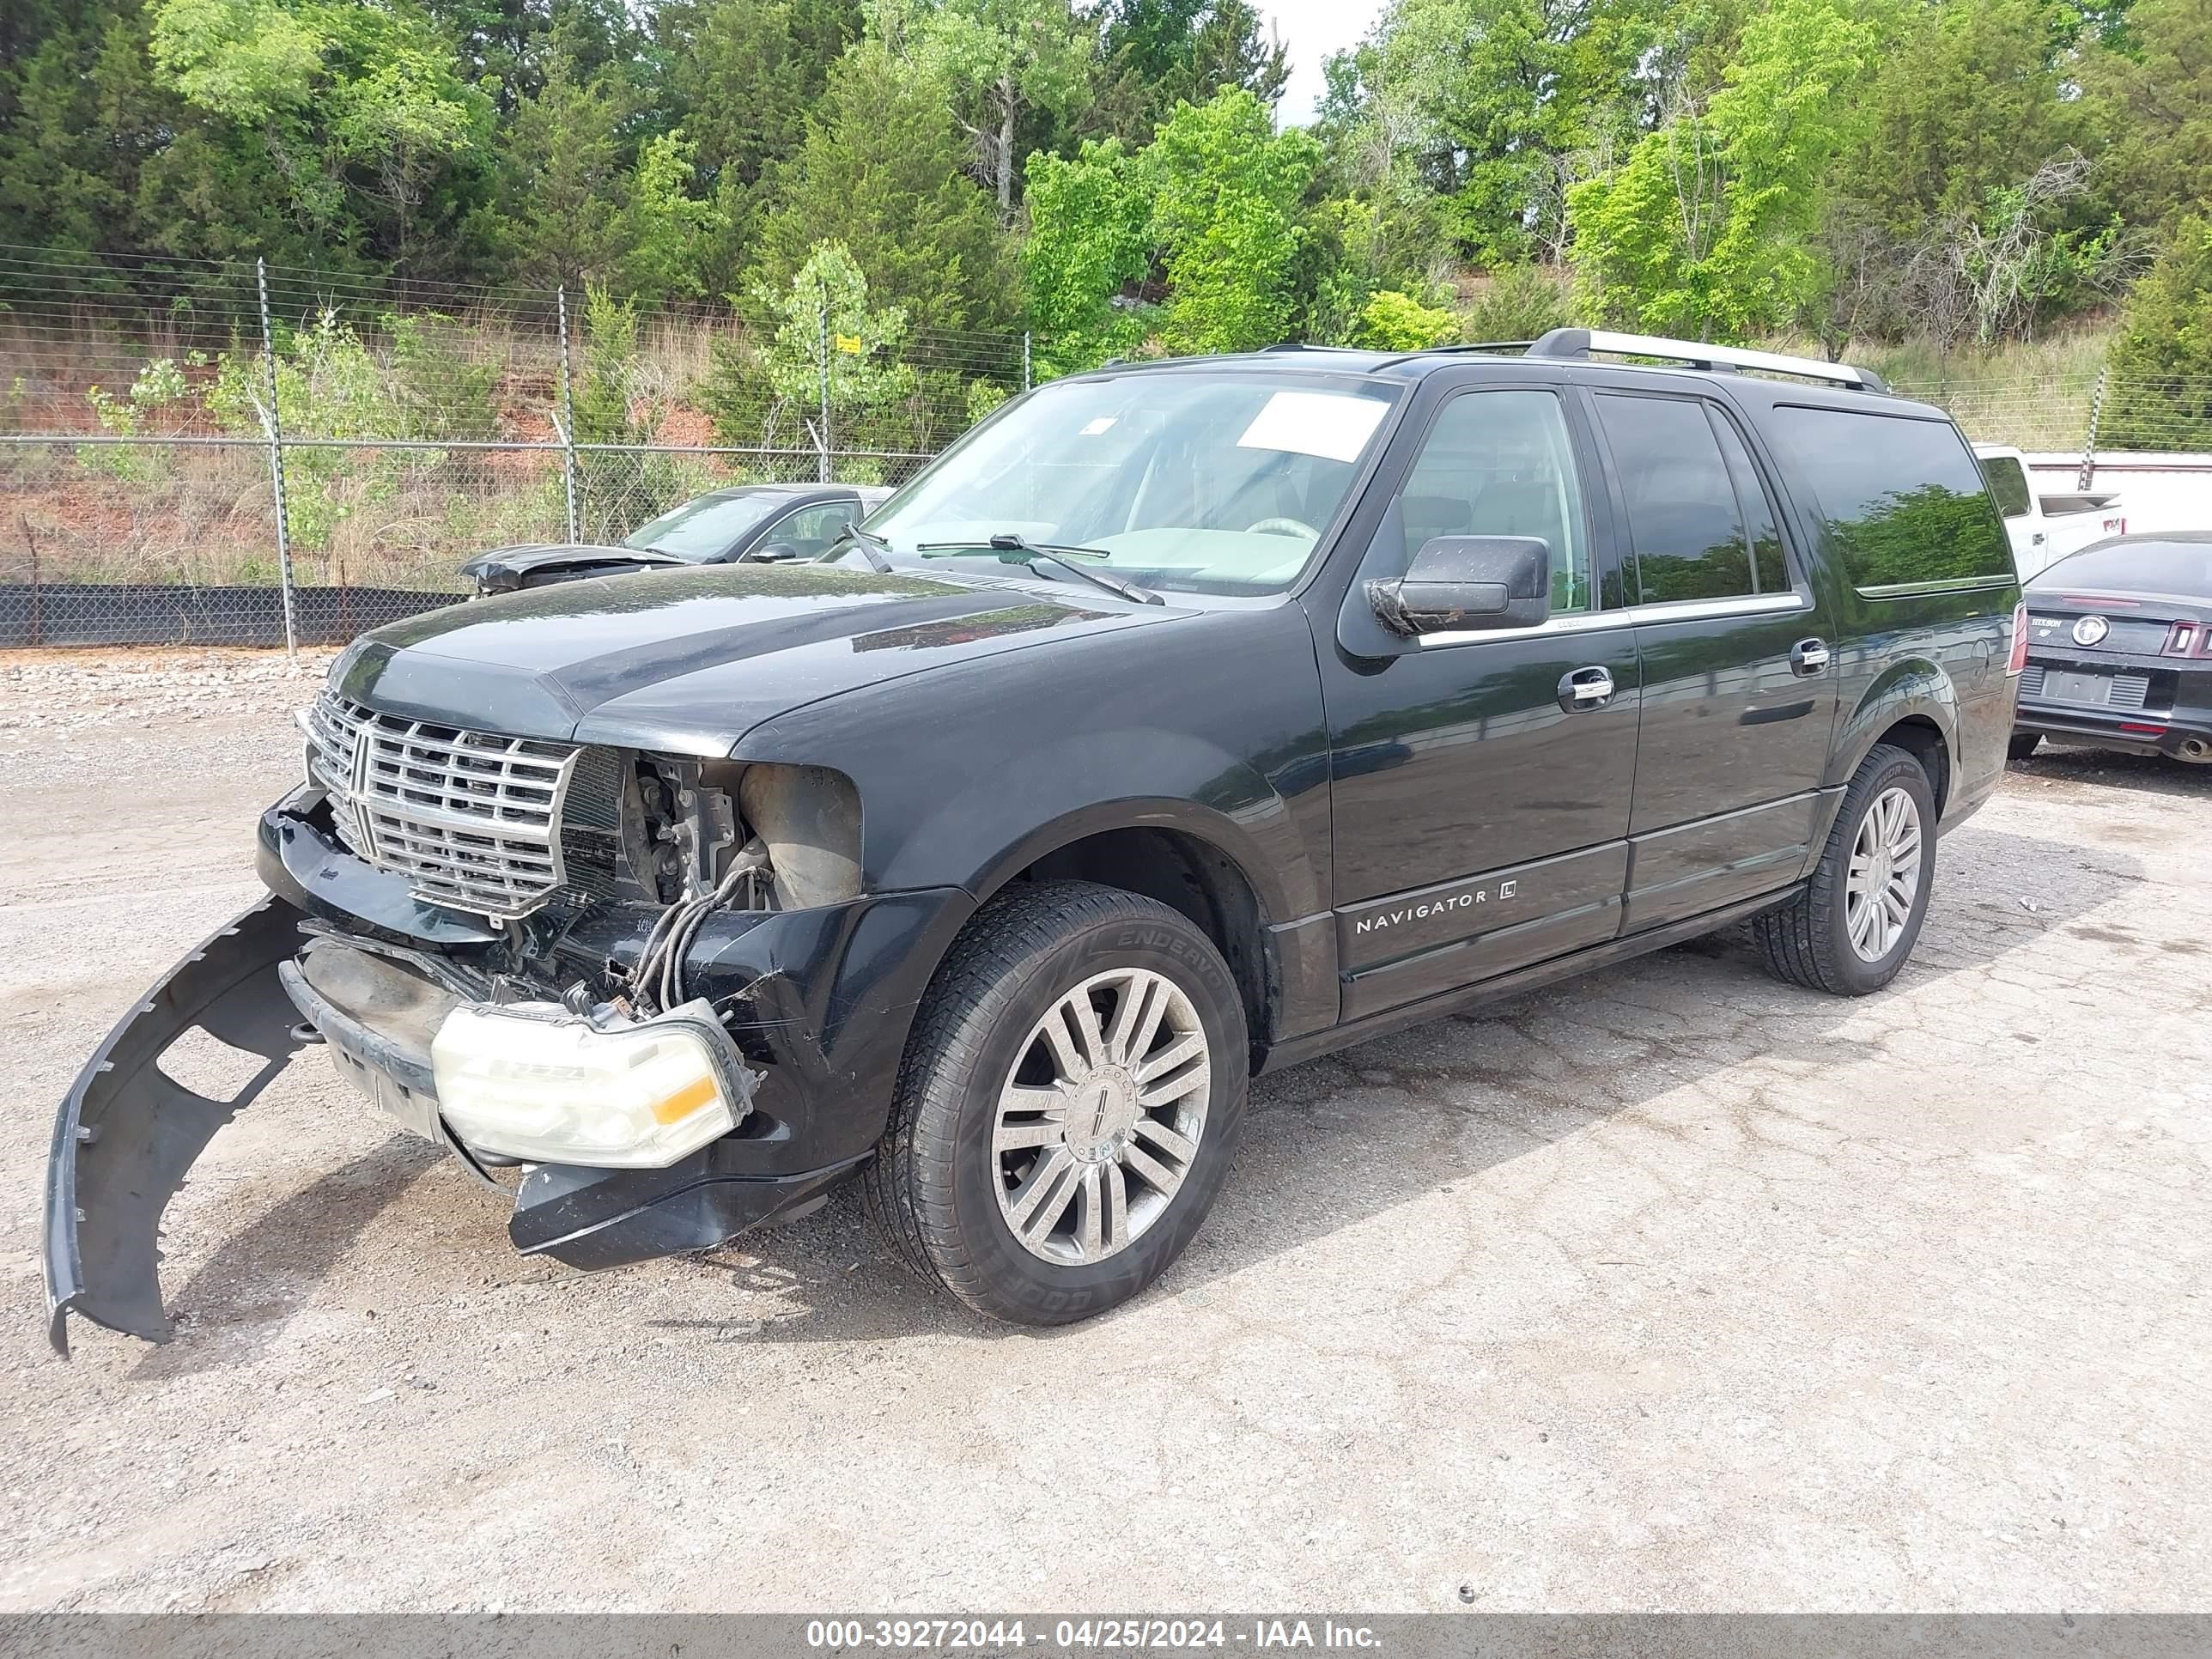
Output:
2007,601,2028,675
2166,622,2201,656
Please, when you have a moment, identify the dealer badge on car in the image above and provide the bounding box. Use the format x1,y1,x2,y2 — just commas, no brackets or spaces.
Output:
2072,615,2111,646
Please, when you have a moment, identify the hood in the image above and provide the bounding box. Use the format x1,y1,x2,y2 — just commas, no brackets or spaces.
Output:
459,543,687,592
333,562,1176,755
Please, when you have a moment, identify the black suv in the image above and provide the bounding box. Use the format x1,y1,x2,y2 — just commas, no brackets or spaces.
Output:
46,329,2024,1350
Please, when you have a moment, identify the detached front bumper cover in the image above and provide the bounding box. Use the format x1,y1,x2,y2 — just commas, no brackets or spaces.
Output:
44,895,311,1356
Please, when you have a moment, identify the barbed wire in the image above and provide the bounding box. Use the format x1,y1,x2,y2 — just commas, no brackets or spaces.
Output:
3,242,2209,651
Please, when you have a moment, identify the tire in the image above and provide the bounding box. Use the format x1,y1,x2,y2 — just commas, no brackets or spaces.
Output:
865,879,1249,1325
2008,732,2041,762
1753,743,1937,997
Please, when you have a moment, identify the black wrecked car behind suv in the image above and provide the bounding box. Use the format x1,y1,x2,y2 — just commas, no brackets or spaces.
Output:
46,328,2025,1348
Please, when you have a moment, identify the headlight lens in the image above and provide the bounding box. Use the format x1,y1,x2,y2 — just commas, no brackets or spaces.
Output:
430,999,741,1168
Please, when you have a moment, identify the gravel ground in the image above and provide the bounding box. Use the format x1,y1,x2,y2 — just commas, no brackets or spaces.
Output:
0,649,2208,1613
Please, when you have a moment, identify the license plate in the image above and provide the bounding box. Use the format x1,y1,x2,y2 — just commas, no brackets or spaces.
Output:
2042,669,2112,706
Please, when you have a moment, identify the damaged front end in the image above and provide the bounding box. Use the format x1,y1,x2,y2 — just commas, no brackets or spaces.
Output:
46,691,969,1356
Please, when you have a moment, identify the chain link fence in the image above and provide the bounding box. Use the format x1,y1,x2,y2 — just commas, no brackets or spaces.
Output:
0,246,1026,647
4,241,2209,650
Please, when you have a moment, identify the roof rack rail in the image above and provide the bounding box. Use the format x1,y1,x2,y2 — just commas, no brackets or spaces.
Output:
1364,338,1537,370
1526,327,1889,393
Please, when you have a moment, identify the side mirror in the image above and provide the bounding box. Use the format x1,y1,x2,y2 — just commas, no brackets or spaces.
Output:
747,543,802,563
1367,535,1551,636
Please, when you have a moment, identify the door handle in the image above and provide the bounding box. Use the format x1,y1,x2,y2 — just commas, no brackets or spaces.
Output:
1559,666,1614,711
1791,637,1831,677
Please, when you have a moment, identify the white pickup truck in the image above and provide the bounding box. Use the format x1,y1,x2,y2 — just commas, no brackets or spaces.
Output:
1974,444,2127,580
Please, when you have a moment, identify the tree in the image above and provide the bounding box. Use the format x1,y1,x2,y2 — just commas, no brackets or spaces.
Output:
2081,0,2212,231
483,52,626,289
615,132,725,300
1568,0,1874,339
2102,217,2212,449
1144,88,1322,354
748,41,1019,331
146,0,495,273
1343,0,1655,264
422,0,646,113
1022,139,1152,373
1091,0,1288,143
866,0,1093,216
656,0,860,246
1829,0,2086,234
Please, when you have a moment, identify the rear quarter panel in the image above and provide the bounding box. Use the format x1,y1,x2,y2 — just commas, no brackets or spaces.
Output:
1742,390,2021,830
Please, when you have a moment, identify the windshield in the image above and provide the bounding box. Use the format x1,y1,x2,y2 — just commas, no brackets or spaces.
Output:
623,493,786,560
2034,538,2212,597
866,373,1401,595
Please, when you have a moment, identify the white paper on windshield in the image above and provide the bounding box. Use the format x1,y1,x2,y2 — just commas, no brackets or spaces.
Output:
1080,416,1118,435
1235,392,1387,464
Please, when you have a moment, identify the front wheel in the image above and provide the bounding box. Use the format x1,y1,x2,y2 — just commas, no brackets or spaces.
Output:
1753,743,1936,996
866,880,1249,1324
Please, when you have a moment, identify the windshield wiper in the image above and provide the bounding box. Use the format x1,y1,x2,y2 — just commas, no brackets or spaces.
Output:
918,533,1164,606
817,521,894,573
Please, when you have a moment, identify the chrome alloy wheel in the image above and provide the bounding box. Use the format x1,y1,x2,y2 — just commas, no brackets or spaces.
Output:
993,968,1211,1266
1845,785,1923,963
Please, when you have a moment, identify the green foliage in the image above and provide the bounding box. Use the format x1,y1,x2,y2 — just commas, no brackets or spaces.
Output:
1569,0,1875,339
387,314,500,441
1091,0,1289,143
0,0,2203,434
747,40,1018,331
698,240,922,459
79,356,195,482
1830,0,2084,233
1021,138,1151,373
1353,0,1656,264
206,310,419,550
1146,88,1321,354
148,0,495,268
569,283,695,536
2103,218,2212,448
1022,88,1321,360
966,378,1012,423
2081,0,2212,232
866,0,1094,213
658,0,860,282
1354,289,1459,349
1463,264,1576,341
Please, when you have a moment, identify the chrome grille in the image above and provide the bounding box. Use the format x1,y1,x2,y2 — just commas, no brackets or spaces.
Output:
306,694,580,919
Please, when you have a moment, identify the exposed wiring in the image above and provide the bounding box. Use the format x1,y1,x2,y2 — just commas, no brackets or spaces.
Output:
629,847,771,1015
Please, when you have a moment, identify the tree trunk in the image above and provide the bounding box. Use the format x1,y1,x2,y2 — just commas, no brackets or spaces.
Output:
996,85,1016,219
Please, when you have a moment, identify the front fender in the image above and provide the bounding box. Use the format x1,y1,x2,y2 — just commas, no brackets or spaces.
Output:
884,728,1319,923
45,896,310,1355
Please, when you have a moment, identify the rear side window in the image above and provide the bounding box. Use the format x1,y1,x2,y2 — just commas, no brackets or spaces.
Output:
1771,407,2013,592
1595,393,1772,605
1982,453,2033,519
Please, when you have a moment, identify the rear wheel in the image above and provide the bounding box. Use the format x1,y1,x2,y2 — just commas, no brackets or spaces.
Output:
2008,732,2041,762
1754,743,1936,996
866,880,1249,1324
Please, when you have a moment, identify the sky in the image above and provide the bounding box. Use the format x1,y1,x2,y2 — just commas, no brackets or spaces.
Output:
1260,0,1389,125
